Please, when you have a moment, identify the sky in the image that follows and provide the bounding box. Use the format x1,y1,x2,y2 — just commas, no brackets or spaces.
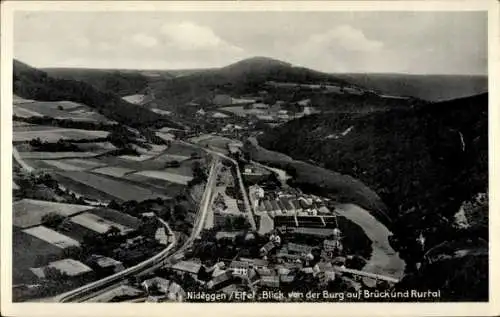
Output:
14,11,487,75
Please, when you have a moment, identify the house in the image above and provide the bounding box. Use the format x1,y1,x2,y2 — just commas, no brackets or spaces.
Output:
287,243,314,255
206,261,226,275
256,267,273,277
87,255,125,275
167,282,186,301
260,241,277,257
238,257,269,269
155,227,169,245
142,277,185,302
141,212,156,218
260,275,280,288
142,277,172,293
207,270,233,289
170,260,203,277
229,260,250,270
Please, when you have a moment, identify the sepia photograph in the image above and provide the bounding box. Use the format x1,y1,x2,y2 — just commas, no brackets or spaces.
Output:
1,1,498,316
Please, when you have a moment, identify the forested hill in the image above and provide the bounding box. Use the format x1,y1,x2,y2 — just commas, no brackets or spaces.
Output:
151,56,359,105
258,93,488,299
43,68,151,97
13,60,182,129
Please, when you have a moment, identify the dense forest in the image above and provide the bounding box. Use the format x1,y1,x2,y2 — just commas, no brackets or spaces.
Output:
44,68,150,97
257,93,488,300
13,60,182,129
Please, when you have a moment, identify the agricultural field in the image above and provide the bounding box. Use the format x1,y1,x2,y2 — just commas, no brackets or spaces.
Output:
89,207,141,229
133,170,193,185
13,228,61,284
13,100,114,123
92,166,136,178
151,153,191,164
13,127,109,142
56,220,100,241
118,154,155,162
123,173,186,195
163,141,205,157
13,94,34,104
13,105,43,118
189,134,233,151
133,144,167,156
13,199,92,229
23,225,81,248
164,158,204,177
40,160,90,171
13,120,35,128
54,171,170,202
61,158,107,169
19,151,98,160
70,212,134,235
52,172,117,202
75,142,117,153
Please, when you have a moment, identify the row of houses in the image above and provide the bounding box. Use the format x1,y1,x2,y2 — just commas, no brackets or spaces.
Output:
250,185,334,217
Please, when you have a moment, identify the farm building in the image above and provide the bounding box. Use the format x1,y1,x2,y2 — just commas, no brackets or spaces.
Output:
170,260,203,277
87,255,125,275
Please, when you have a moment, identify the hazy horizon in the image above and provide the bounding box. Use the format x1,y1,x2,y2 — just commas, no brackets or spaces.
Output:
14,11,488,75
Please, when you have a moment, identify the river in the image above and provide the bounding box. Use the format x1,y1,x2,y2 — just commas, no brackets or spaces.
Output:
335,204,406,283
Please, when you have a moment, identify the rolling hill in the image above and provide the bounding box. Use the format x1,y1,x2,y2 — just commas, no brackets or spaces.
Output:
150,56,362,105
333,73,488,102
13,60,183,129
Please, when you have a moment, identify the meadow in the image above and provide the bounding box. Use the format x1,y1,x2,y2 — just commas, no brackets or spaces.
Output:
55,171,170,202
14,101,114,123
13,127,109,142
13,199,92,229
